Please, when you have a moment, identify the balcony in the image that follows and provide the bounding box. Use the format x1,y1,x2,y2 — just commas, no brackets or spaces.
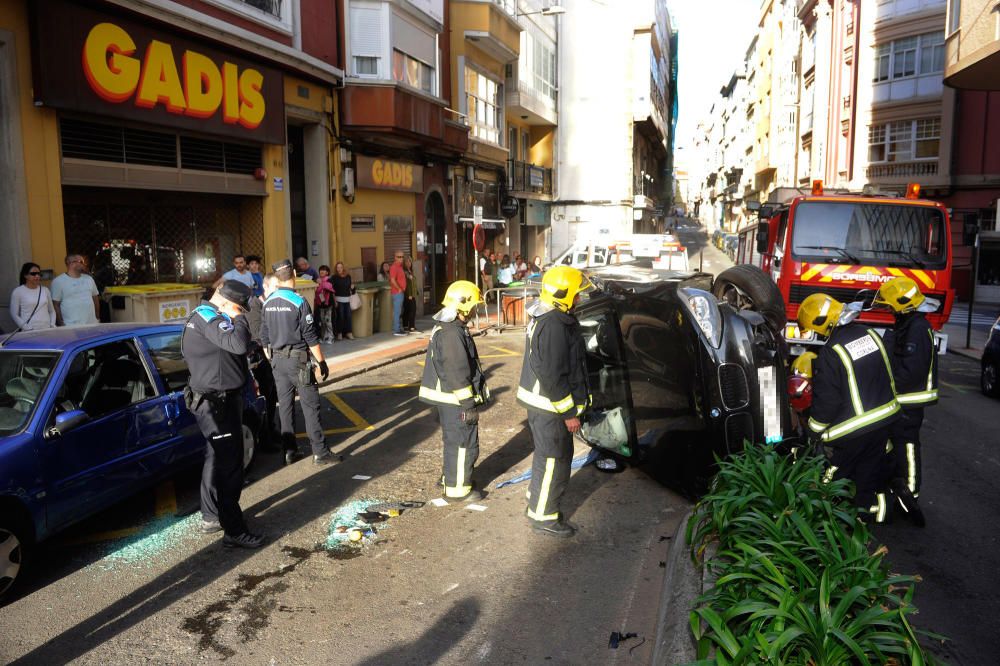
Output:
340,83,468,156
505,75,557,126
865,161,938,179
507,160,552,196
452,0,521,63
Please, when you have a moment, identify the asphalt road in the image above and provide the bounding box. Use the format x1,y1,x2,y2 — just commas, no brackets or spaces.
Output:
0,333,690,665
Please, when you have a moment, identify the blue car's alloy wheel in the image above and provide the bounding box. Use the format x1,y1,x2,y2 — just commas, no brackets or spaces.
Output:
0,527,23,601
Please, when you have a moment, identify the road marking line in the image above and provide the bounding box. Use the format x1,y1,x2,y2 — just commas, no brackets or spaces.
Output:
298,391,376,437
336,382,419,393
60,526,143,546
940,380,974,394
61,479,179,546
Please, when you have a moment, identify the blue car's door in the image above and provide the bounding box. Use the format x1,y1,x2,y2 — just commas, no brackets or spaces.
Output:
42,339,157,530
136,331,202,462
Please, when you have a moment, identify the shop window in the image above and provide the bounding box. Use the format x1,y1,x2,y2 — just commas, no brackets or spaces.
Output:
351,215,376,232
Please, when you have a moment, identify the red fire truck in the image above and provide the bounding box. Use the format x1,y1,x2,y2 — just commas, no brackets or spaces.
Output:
715,181,955,355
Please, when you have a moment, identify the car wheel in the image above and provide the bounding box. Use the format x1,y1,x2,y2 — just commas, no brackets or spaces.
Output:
0,521,29,604
982,359,1000,398
712,264,787,333
241,421,257,471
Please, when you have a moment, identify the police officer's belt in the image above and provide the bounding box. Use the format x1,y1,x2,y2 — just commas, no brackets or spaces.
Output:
184,385,237,410
272,347,309,360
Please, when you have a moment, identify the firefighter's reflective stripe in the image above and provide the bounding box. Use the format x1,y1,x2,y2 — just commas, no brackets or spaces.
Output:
869,493,888,523
906,442,917,494
526,457,560,521
822,465,838,484
418,378,475,406
444,447,473,498
897,329,938,405
517,380,575,414
814,332,899,442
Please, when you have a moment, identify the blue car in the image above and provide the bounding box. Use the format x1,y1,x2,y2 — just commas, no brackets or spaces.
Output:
0,323,264,600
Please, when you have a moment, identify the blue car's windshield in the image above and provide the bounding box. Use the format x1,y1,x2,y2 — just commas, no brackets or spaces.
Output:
0,351,59,436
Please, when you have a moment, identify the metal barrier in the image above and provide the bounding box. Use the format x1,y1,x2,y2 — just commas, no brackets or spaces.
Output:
476,283,540,332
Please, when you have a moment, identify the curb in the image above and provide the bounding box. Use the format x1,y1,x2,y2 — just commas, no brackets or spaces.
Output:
651,508,700,665
948,346,984,362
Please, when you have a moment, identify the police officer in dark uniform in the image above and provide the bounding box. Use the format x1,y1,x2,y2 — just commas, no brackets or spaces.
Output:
875,276,938,526
798,293,901,523
246,272,280,454
260,259,333,465
418,280,490,502
517,266,593,538
182,280,264,549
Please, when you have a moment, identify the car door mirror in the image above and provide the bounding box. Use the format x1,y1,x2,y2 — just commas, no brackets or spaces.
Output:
47,409,90,438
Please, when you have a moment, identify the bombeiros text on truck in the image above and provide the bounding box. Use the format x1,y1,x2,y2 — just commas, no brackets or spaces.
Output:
715,180,954,355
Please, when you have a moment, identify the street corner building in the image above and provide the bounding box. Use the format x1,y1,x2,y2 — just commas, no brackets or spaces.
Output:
0,0,343,331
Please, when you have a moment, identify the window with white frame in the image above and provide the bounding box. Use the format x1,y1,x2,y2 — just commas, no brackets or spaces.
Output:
519,32,557,101
868,118,940,163
873,31,945,82
351,4,384,78
392,50,434,93
948,0,961,33
465,66,503,145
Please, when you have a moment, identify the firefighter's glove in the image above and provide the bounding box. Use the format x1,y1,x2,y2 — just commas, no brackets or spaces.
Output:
461,408,479,425
318,360,329,381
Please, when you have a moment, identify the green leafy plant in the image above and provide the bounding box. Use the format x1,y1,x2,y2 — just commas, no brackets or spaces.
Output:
684,443,946,665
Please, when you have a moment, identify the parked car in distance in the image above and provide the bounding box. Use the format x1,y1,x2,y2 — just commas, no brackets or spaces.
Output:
0,323,264,602
573,264,790,493
982,314,1000,398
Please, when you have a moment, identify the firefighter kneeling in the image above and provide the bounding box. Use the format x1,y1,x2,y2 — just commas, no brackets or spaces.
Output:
418,281,490,502
517,266,593,538
798,293,901,524
874,276,938,527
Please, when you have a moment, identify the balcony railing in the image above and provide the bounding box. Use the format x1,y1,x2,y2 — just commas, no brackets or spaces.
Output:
865,161,938,179
508,160,552,195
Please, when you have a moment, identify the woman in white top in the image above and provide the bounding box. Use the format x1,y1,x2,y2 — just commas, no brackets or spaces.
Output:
9,263,57,331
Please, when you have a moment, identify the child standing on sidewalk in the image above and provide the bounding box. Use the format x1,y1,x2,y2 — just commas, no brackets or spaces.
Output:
315,265,335,343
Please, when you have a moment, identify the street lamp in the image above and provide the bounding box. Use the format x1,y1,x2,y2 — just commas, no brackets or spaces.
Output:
517,6,566,17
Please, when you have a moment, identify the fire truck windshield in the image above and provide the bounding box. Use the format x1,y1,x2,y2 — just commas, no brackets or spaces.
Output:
790,201,946,269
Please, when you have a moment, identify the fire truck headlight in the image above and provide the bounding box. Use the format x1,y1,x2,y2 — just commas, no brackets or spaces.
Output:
680,288,723,348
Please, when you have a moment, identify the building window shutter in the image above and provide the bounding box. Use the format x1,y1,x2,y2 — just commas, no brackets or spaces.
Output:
351,5,384,75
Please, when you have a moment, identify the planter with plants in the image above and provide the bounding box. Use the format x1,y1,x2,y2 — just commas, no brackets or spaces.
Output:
683,443,944,665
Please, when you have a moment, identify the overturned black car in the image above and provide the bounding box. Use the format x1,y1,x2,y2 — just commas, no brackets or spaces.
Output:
570,265,791,491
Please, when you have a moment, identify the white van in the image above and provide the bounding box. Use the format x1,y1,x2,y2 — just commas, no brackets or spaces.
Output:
551,235,690,272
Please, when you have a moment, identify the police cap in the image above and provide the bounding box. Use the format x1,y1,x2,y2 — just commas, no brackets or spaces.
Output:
218,280,252,309
272,258,294,272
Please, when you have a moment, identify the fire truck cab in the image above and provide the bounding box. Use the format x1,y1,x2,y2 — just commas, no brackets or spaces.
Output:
731,182,954,355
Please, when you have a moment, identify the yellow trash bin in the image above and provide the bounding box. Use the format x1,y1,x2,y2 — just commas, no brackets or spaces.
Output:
376,282,394,333
351,284,379,338
103,283,205,324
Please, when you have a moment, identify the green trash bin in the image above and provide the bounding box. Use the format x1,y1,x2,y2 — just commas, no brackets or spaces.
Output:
352,284,379,338
377,282,394,333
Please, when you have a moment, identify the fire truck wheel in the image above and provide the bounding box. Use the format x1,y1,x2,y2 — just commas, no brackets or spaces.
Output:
712,265,787,333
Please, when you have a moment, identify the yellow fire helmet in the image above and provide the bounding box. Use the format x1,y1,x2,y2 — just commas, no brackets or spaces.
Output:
797,293,845,338
540,265,594,312
873,276,926,314
441,280,483,315
791,351,817,379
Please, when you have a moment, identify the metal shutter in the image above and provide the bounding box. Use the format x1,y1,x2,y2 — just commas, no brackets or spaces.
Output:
383,232,413,263
391,11,436,65
351,5,383,57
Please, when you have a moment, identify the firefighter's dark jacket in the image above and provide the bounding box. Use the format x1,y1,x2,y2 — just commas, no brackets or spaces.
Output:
418,318,488,409
182,303,251,393
260,287,319,350
884,312,938,408
517,307,589,415
807,323,900,442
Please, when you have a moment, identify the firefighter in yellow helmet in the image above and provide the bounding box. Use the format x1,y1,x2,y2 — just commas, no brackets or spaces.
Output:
517,266,594,538
874,276,939,526
418,281,490,502
798,293,901,523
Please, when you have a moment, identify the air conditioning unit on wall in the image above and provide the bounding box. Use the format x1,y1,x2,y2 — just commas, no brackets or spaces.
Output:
341,167,355,199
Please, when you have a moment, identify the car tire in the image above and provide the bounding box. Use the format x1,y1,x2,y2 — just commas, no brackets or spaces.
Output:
982,359,1000,398
241,417,258,471
0,516,31,605
712,264,787,333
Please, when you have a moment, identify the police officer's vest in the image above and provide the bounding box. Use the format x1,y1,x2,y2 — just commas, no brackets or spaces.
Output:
516,307,590,415
418,320,488,407
807,326,900,442
889,317,939,408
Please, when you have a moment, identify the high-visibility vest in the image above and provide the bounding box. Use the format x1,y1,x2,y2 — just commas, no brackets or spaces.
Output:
418,321,488,407
516,310,590,415
896,328,938,407
808,329,900,442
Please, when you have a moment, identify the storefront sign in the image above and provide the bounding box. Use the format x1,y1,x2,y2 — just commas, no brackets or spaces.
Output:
356,156,424,193
31,0,285,144
500,196,519,219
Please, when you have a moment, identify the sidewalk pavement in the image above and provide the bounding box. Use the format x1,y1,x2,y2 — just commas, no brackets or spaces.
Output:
317,312,499,384
942,320,988,361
